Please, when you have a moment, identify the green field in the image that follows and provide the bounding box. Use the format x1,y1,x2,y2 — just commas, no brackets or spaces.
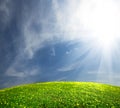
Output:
0,82,120,108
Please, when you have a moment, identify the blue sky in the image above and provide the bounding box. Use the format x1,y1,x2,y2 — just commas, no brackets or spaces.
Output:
0,0,120,88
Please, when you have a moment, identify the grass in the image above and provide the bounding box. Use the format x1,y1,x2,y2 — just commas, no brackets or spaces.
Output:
0,82,120,108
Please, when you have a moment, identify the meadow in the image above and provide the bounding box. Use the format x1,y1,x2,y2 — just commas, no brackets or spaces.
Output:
0,82,120,108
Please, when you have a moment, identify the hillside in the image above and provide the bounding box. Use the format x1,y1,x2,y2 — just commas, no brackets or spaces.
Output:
0,82,120,108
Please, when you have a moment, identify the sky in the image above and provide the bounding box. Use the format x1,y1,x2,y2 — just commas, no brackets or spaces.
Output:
0,0,120,88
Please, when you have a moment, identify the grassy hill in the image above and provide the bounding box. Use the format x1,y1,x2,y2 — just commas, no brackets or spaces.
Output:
0,82,120,108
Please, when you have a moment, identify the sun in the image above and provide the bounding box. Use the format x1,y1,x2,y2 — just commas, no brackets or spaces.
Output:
54,0,120,52
78,0,120,52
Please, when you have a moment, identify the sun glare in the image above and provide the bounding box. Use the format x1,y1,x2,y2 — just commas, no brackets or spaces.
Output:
53,0,120,83
54,0,120,52
78,0,120,51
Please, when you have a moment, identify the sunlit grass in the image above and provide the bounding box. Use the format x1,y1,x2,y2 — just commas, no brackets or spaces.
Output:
0,82,120,108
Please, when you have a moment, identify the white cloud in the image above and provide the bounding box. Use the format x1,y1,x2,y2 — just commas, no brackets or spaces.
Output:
57,61,81,72
5,55,40,78
22,17,52,58
21,0,85,59
22,9,57,58
6,67,26,78
6,66,40,78
57,66,74,72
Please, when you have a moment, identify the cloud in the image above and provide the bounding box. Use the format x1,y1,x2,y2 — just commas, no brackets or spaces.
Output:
0,0,12,30
6,69,25,77
6,66,40,78
57,66,74,72
50,47,56,56
20,0,86,59
66,50,72,55
16,0,93,60
57,61,81,72
5,54,40,78
52,0,87,41
20,1,58,59
0,0,19,31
